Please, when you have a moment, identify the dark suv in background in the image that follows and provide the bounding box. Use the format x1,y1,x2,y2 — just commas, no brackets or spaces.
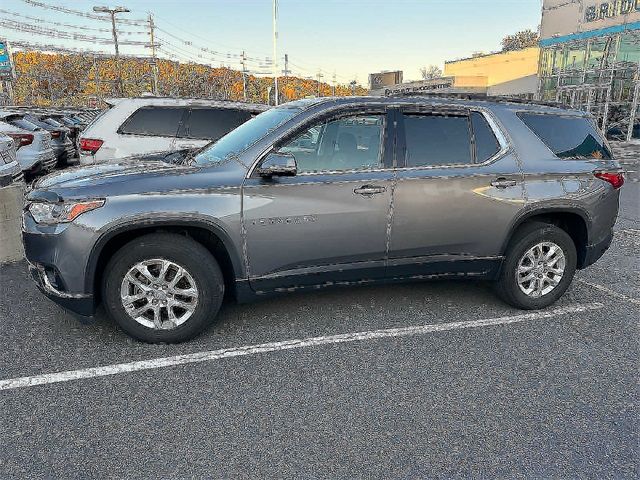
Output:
23,96,623,343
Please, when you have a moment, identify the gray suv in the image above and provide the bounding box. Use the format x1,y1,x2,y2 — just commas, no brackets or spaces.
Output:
22,97,623,343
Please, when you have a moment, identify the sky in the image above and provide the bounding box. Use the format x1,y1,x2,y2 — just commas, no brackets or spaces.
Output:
3,0,542,85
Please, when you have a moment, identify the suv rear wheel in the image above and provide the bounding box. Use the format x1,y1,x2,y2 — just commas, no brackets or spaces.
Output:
495,222,577,309
102,233,224,343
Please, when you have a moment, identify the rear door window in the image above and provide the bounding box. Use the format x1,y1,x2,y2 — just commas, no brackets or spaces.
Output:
178,108,253,140
518,112,611,159
402,113,473,167
119,107,186,137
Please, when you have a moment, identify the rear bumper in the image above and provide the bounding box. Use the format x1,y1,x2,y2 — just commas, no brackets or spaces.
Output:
582,231,613,268
28,262,95,318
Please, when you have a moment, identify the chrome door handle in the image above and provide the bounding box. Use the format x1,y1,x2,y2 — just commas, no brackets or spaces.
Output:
491,177,517,188
354,185,386,196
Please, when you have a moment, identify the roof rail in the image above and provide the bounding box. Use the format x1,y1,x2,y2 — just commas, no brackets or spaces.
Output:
386,91,569,109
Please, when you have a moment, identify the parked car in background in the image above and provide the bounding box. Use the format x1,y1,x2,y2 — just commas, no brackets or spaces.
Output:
23,96,622,343
606,123,639,141
0,111,56,177
78,97,268,164
43,113,84,156
23,113,75,167
0,133,23,187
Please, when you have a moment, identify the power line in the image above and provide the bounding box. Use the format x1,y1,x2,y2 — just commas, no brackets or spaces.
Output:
1,19,153,46
12,1,362,87
0,8,146,35
11,40,132,57
20,0,147,26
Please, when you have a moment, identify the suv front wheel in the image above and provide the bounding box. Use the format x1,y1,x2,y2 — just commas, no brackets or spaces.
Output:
102,233,224,343
495,222,577,309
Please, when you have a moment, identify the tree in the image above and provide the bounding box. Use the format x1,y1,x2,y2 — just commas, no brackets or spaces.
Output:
420,65,442,80
501,29,539,51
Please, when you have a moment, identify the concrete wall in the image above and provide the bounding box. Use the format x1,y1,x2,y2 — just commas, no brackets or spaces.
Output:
541,0,640,39
0,184,24,264
444,47,540,95
487,75,539,96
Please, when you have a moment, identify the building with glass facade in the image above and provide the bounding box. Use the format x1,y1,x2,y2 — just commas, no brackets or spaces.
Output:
539,0,640,139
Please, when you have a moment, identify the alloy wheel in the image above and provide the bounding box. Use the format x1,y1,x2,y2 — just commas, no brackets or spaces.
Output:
120,258,199,329
516,241,566,298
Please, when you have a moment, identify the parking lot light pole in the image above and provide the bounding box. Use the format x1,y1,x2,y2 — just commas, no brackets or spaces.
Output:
93,5,130,96
272,0,279,106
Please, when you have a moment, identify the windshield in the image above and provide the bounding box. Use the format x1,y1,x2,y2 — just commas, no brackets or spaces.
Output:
193,107,301,166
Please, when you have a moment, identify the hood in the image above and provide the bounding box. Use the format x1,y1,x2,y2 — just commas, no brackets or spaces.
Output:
31,157,246,200
35,160,183,190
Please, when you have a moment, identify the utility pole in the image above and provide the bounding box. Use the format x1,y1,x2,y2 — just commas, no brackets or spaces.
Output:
148,13,159,95
332,72,336,96
149,13,158,95
272,0,279,105
316,70,323,97
93,5,130,96
241,50,248,101
350,80,357,95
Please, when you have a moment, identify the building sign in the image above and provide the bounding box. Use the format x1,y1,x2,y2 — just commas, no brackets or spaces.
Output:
0,40,14,80
585,0,640,22
382,78,454,96
369,71,403,90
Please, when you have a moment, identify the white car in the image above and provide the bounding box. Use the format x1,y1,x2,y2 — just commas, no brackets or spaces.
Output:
0,133,23,187
78,97,268,164
0,112,56,176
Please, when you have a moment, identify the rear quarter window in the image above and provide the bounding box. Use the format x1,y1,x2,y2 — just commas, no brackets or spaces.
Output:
471,111,501,162
118,106,186,137
518,112,611,159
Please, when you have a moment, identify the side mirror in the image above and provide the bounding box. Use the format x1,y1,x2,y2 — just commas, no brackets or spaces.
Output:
257,152,297,177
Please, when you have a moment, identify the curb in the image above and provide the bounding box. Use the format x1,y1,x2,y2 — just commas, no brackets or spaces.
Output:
0,184,25,264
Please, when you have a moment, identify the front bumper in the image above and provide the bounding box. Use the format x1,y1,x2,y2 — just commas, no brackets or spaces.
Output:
28,262,95,317
22,213,98,317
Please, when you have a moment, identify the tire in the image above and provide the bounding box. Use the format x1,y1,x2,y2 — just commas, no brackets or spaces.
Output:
495,221,577,310
102,233,224,343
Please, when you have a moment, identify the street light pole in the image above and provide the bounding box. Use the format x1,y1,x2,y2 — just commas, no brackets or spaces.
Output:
93,5,130,96
272,0,279,106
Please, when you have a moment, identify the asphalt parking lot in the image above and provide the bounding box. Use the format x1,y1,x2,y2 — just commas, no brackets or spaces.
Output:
1,157,638,478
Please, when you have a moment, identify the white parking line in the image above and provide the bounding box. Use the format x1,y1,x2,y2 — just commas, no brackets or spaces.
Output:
616,228,640,235
576,279,640,306
0,303,603,391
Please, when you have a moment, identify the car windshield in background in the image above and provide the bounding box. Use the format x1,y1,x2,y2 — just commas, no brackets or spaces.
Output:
193,107,301,166
518,113,612,160
9,118,40,131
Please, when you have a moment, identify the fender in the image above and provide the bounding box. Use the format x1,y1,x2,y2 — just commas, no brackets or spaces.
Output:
500,203,593,256
84,213,245,293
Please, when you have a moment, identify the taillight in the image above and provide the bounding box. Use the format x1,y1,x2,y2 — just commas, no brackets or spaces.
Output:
50,130,61,139
594,172,624,189
7,133,34,150
80,138,103,154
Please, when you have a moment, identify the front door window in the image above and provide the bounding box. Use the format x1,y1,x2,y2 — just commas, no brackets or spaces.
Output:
278,114,384,173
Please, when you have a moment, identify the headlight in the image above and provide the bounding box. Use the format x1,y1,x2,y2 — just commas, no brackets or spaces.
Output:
28,200,105,224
